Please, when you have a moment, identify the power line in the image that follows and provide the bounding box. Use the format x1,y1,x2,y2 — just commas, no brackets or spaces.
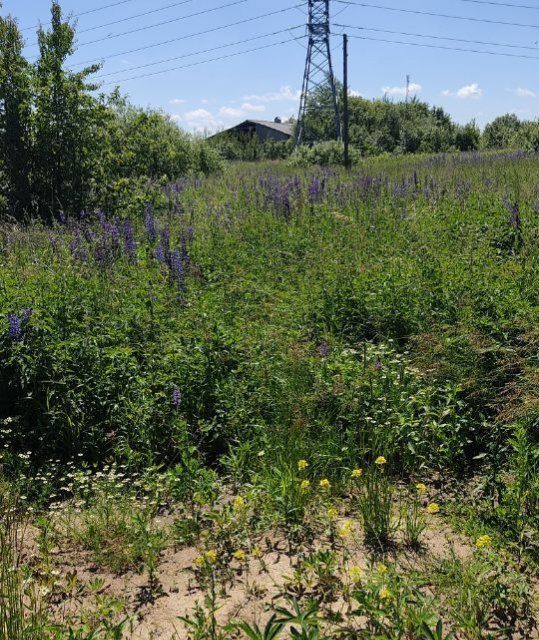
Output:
25,0,252,50
100,36,305,86
347,33,539,59
94,25,304,79
455,0,539,9
335,1,539,29
336,23,539,51
69,4,305,69
21,0,139,32
77,0,196,35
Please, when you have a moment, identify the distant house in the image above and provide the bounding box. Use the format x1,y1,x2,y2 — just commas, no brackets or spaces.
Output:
210,118,293,142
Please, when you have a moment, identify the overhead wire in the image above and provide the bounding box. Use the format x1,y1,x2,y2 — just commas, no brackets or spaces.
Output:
335,1,539,29
76,0,197,35
99,35,306,87
454,0,539,9
336,23,539,51
21,0,139,32
94,25,305,79
346,33,539,59
24,0,252,49
68,4,306,69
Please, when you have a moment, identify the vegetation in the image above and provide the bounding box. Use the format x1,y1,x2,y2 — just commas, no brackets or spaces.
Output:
0,3,221,222
1,151,539,636
1,3,538,638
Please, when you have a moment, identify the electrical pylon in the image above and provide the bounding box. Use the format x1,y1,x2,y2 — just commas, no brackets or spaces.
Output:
296,0,340,145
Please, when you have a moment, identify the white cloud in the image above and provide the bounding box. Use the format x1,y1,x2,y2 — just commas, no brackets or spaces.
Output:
219,107,244,118
241,102,266,113
201,99,209,104
184,109,220,132
382,82,422,97
170,114,182,123
243,85,300,102
349,89,362,97
169,98,186,105
516,87,536,97
457,83,482,99
442,83,483,99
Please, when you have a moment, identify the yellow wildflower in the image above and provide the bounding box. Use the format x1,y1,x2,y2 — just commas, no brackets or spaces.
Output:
233,549,246,561
351,468,363,479
376,562,388,575
319,478,331,490
252,545,262,558
327,506,338,520
426,502,440,514
415,483,427,495
194,555,205,568
338,520,354,539
300,479,311,492
298,459,309,472
204,549,217,564
374,456,387,466
379,587,392,600
348,566,363,583
475,534,492,549
233,496,245,511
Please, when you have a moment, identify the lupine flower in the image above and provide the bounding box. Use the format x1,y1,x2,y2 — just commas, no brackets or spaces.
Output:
122,220,137,264
374,456,387,466
297,459,308,471
172,386,181,409
317,341,330,357
144,204,157,243
8,314,22,341
351,468,363,479
379,587,392,600
153,244,166,263
319,478,331,490
426,502,440,514
415,483,427,495
376,563,388,574
300,479,310,492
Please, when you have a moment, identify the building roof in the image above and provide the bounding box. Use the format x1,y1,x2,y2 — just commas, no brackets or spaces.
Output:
246,120,293,136
210,119,293,138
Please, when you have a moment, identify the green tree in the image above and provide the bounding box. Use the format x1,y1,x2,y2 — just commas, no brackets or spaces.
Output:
32,2,104,219
0,13,32,216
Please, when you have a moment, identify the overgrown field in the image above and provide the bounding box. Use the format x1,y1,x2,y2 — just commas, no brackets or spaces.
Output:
1,153,538,638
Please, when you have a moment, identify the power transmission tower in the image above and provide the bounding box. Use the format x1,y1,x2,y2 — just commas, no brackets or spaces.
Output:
296,0,340,145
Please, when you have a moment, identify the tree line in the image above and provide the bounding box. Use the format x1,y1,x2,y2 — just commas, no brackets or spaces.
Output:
0,2,222,221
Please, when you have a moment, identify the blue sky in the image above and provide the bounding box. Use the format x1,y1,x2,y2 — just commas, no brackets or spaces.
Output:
4,0,539,132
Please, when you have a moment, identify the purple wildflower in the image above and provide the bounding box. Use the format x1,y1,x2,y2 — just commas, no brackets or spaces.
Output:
8,314,22,341
122,220,137,264
153,244,166,263
144,204,157,243
172,386,182,409
317,341,331,358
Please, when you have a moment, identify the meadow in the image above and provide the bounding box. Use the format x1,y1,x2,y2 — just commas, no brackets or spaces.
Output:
1,152,538,638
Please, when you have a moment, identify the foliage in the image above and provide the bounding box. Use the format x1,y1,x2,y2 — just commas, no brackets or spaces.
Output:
0,3,221,221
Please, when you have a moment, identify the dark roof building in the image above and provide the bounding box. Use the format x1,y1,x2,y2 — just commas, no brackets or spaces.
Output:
210,118,293,142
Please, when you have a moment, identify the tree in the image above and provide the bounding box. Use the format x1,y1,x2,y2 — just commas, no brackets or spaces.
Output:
0,13,32,216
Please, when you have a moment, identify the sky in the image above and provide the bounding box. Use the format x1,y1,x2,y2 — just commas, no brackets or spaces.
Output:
4,0,539,133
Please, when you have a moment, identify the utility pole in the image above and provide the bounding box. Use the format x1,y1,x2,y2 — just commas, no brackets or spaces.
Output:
405,74,410,104
342,33,350,169
296,0,340,145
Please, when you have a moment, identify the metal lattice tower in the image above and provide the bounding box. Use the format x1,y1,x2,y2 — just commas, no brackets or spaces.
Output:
296,0,340,145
